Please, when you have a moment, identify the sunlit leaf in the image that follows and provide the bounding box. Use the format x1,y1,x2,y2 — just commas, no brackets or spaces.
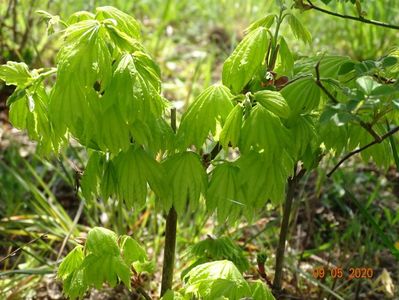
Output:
177,84,234,149
222,27,269,93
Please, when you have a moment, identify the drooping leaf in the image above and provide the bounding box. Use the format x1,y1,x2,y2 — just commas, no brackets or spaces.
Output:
162,152,207,214
237,150,294,207
276,36,294,76
254,90,291,118
219,104,243,150
82,253,131,289
81,151,104,201
113,147,167,209
280,77,320,114
222,27,269,94
177,84,234,149
207,163,243,223
286,14,312,45
240,104,293,157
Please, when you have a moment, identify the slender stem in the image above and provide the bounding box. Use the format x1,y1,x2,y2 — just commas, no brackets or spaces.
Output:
160,108,178,296
160,206,177,296
267,8,284,70
273,167,305,292
327,125,399,177
306,0,399,30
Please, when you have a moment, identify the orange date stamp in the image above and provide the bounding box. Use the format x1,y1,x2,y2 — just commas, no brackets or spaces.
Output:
312,267,374,280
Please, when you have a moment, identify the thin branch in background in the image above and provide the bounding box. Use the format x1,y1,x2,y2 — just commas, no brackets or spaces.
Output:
0,234,48,264
306,0,399,30
327,126,399,177
314,58,338,105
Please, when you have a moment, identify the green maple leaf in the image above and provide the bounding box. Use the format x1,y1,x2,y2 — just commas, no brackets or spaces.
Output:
177,84,234,149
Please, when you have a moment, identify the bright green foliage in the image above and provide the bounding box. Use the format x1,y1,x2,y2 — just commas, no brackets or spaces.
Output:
244,14,275,33
0,61,32,86
57,227,149,299
280,77,321,115
219,104,243,150
207,163,243,222
113,147,167,209
236,151,294,207
222,27,269,93
177,84,234,149
240,104,293,157
186,236,250,273
286,14,312,44
162,152,207,215
182,260,274,300
254,90,291,118
276,36,294,76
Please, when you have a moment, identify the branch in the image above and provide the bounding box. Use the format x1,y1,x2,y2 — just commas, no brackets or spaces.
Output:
306,0,399,30
0,234,47,264
327,125,399,177
314,59,382,141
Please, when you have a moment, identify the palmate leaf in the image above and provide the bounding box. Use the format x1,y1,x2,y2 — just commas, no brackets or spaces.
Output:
113,147,167,209
162,152,207,215
82,253,131,289
57,246,85,300
237,150,294,207
187,236,250,272
80,151,104,201
254,90,291,119
222,27,269,94
49,19,112,137
280,77,321,115
206,163,243,223
177,84,234,149
86,227,119,256
183,260,251,300
219,104,243,150
57,227,151,299
240,104,293,158
82,227,132,289
8,84,59,154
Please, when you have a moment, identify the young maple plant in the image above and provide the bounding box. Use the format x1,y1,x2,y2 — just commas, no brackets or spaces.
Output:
1,1,399,299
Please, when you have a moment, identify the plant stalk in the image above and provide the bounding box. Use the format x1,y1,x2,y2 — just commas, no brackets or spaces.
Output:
160,108,178,296
273,168,305,292
160,206,178,296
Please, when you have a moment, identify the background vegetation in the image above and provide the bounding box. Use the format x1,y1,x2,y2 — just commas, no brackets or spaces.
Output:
0,0,398,299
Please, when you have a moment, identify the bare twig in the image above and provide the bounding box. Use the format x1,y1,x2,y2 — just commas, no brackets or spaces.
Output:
306,0,399,30
0,234,47,264
327,125,399,177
